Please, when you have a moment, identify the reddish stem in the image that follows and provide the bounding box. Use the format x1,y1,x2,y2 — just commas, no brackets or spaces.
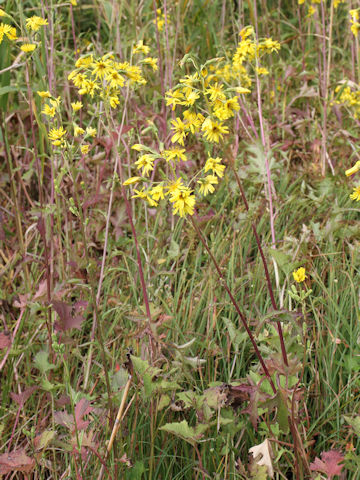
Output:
191,217,276,393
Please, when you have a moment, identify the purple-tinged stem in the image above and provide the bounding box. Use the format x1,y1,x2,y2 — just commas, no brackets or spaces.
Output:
191,217,276,393
229,159,288,366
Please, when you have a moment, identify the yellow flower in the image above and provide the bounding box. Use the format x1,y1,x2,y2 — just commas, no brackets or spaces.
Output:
345,161,360,176
37,90,51,98
109,95,120,108
26,15,48,32
163,147,187,162
135,154,154,177
81,144,90,155
213,96,239,121
169,187,196,217
351,22,360,38
166,178,184,196
170,117,188,145
50,96,61,108
307,5,316,17
131,144,145,151
133,40,150,55
183,110,204,133
86,126,97,137
105,70,125,89
165,89,184,110
259,38,281,54
204,156,226,177
20,43,36,52
293,267,307,283
123,176,141,186
132,188,158,207
71,101,83,112
70,0,77,5
349,186,360,201
149,184,165,201
75,55,93,68
201,117,229,143
92,59,112,79
197,175,218,196
0,23,16,44
74,126,85,136
48,126,67,146
142,57,158,71
205,82,226,102
42,104,56,117
181,90,200,107
256,67,269,75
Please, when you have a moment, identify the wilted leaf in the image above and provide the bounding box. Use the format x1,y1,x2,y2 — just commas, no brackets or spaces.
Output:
160,419,209,446
249,439,274,479
34,430,56,450
0,449,35,474
52,300,84,332
310,450,344,479
54,410,74,430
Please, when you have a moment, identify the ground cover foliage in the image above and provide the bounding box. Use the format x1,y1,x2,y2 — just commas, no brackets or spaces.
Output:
0,0,360,478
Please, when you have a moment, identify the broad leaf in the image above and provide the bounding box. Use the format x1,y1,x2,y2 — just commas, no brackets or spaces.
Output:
160,420,209,446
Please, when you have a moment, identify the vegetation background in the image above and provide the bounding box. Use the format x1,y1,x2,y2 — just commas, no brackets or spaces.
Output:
0,0,360,478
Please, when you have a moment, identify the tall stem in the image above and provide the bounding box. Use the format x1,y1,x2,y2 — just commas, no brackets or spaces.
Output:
229,163,288,366
190,217,276,393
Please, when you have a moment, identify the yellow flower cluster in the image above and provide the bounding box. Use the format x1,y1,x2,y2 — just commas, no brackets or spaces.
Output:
233,26,280,71
126,27,281,218
125,147,226,217
153,8,170,32
334,84,360,119
350,9,360,37
68,53,147,109
298,0,345,17
345,160,360,202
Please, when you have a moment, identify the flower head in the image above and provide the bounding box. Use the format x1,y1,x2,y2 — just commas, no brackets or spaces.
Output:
20,43,36,52
48,126,67,146
201,117,229,143
26,15,48,32
169,187,196,217
37,90,51,98
293,267,307,283
349,186,360,201
204,156,226,177
197,175,218,196
133,40,150,55
170,117,187,145
135,154,154,177
71,101,83,112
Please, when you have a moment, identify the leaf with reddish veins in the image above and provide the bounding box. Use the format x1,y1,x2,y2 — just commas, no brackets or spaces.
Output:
310,450,345,479
0,449,35,474
75,398,93,431
10,386,38,406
